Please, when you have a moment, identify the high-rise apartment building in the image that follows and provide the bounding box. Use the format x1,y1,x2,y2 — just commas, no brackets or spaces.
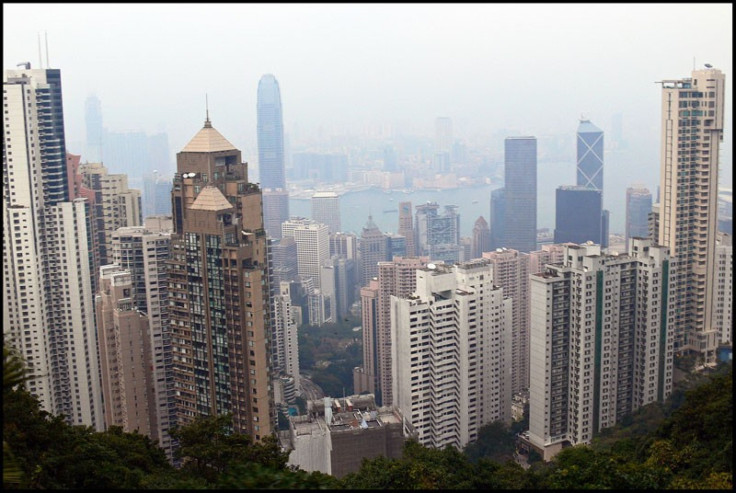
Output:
391,260,512,449
110,218,175,459
503,137,537,252
482,248,530,395
527,240,674,460
271,281,300,393
4,66,103,429
168,117,273,440
257,74,289,239
78,161,142,268
625,184,652,242
356,278,380,396
553,186,602,245
712,233,732,346
311,191,341,234
96,265,155,437
657,66,726,360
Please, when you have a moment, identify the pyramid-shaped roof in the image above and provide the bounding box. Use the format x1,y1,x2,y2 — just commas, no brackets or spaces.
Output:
577,119,602,134
189,185,233,211
182,120,237,153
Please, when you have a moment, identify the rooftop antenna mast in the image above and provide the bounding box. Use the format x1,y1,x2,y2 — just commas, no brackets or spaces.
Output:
37,32,42,68
45,31,49,68
205,93,211,127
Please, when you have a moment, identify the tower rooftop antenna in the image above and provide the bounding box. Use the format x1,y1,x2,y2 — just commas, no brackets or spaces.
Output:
205,93,211,128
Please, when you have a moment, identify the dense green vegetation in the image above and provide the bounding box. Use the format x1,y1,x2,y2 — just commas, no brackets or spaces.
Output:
298,314,363,396
4,341,732,489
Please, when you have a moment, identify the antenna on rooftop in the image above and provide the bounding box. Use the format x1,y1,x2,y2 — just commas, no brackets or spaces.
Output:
205,93,211,127
45,31,49,68
37,32,42,68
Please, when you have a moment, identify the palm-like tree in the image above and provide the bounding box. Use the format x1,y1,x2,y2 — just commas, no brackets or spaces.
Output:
3,342,31,485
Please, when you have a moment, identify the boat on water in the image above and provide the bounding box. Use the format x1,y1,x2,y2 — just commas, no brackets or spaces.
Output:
383,209,398,213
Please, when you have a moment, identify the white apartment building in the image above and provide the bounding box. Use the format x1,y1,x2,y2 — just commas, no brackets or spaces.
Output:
658,67,726,361
528,239,674,460
391,260,512,450
3,67,103,430
712,233,732,345
272,281,301,393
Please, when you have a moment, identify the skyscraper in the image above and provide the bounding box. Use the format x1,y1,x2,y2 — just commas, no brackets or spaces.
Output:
503,137,537,252
281,217,330,289
527,240,674,461
657,66,726,361
576,119,609,248
397,201,415,257
576,119,604,191
257,74,289,238
4,66,103,429
391,260,512,449
553,186,602,245
625,184,652,242
434,117,453,173
471,216,491,259
85,94,103,163
311,191,341,234
489,187,506,250
168,116,274,439
359,215,389,287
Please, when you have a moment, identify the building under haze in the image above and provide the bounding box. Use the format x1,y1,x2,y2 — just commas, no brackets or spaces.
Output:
397,201,416,257
257,74,289,238
168,116,274,439
311,191,341,234
553,186,602,245
576,119,609,248
501,137,537,253
656,66,726,361
625,184,652,242
3,66,103,430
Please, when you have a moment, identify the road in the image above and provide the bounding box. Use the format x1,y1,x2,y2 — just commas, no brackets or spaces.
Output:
300,375,325,401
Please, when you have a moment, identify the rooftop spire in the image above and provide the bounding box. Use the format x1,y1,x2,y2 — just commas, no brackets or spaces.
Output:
204,93,211,128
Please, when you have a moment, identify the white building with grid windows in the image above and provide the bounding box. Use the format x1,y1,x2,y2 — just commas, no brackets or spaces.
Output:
391,260,512,450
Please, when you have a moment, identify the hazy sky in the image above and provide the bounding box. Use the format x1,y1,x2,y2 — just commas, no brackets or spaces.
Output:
3,3,733,189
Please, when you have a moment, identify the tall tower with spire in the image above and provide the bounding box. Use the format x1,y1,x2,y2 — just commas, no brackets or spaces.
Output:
168,115,274,439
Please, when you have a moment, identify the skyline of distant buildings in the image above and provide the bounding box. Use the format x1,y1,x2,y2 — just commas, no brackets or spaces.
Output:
4,60,731,472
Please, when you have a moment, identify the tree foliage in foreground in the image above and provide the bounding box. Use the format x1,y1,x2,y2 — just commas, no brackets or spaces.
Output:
3,342,731,489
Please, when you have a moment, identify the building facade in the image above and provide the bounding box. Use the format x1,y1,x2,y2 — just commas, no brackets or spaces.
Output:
657,67,726,360
527,240,674,460
625,184,652,242
553,186,602,245
168,117,274,440
503,137,537,252
391,260,512,449
311,191,341,234
3,66,103,430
